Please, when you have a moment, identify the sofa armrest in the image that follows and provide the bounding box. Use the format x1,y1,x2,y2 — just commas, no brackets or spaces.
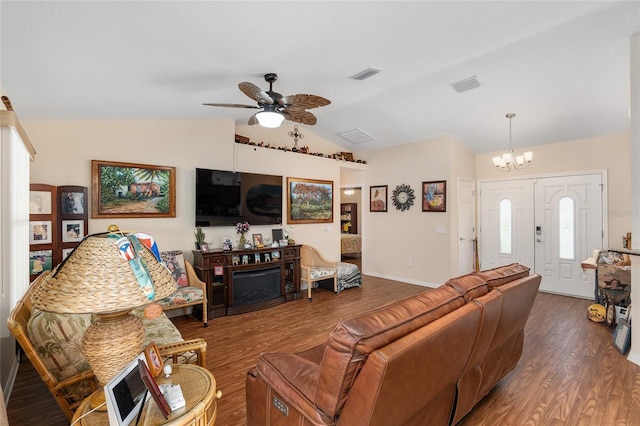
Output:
158,338,207,367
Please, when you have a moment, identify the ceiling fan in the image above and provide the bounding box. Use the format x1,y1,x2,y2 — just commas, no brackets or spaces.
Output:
203,73,331,128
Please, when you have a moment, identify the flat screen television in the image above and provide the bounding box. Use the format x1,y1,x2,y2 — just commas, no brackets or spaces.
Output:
195,168,283,227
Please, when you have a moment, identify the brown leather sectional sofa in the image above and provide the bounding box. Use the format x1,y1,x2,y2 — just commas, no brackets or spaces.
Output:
246,264,541,425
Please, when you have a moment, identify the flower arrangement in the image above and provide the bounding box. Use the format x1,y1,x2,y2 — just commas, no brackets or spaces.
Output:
236,222,250,235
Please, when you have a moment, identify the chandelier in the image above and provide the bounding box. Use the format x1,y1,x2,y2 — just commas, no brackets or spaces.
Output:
492,113,532,171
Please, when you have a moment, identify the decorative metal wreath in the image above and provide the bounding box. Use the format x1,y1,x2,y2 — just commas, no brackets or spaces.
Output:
391,184,415,211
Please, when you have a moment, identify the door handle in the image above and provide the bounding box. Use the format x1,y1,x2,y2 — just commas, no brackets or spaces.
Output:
536,238,542,242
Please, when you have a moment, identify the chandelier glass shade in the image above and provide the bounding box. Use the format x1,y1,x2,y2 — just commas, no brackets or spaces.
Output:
492,113,532,172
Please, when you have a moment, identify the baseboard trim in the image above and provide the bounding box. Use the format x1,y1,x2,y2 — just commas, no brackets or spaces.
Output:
627,350,640,366
2,352,19,404
364,271,437,288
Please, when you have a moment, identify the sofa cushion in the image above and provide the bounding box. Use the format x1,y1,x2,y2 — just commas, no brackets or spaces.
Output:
160,250,189,287
445,273,488,302
157,286,204,306
316,285,464,418
309,267,336,280
27,307,189,385
476,263,530,288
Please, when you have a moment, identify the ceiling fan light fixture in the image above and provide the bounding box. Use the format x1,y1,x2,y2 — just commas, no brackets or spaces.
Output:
256,111,284,128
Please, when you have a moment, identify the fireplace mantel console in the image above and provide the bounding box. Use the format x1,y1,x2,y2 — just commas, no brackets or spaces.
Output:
192,245,301,316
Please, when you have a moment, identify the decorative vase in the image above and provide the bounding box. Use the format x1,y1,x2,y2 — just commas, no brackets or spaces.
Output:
239,233,246,248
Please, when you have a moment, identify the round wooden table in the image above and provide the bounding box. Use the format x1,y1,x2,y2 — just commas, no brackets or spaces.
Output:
72,364,219,426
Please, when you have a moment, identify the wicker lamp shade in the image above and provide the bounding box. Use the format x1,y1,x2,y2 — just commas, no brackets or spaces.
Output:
30,230,176,389
31,233,175,313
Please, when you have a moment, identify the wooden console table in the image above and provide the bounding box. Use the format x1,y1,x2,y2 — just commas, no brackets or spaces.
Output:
193,245,301,317
71,364,220,426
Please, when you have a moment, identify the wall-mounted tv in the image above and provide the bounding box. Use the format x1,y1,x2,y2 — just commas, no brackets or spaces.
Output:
195,168,283,227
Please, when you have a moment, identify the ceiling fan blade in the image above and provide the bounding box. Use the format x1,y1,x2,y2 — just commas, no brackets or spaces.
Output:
202,103,260,109
280,94,331,110
283,108,317,125
239,82,274,105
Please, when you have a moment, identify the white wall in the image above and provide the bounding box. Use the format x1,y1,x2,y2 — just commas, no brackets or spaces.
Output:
362,135,473,287
24,119,351,264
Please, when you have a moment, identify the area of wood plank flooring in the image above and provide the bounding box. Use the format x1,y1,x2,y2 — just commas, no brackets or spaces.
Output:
8,272,640,425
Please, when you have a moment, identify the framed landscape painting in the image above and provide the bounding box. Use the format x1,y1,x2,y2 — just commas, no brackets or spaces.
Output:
91,160,176,218
287,177,333,224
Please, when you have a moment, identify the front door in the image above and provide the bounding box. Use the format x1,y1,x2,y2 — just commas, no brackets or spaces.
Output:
534,174,603,298
479,173,604,299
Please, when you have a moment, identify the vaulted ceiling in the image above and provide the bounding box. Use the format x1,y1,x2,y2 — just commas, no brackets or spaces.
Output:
2,1,639,153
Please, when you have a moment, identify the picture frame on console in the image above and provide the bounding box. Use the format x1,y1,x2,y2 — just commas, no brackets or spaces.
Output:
91,159,176,219
287,177,333,224
143,342,164,378
253,234,264,248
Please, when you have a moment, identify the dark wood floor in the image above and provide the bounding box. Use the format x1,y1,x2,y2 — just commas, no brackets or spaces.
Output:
8,273,640,425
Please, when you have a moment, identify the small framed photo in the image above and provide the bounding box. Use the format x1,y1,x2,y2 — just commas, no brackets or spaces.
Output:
62,248,74,260
62,220,84,243
30,250,53,275
613,319,631,354
30,221,52,245
370,185,388,212
61,190,86,215
199,242,210,252
214,265,223,276
29,191,52,214
252,234,264,248
143,342,164,378
222,236,232,251
422,180,447,212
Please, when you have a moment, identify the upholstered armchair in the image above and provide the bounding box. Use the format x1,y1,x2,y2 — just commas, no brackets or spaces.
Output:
7,271,207,421
300,245,338,300
157,250,208,327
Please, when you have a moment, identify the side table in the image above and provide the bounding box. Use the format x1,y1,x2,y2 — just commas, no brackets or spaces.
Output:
72,364,220,426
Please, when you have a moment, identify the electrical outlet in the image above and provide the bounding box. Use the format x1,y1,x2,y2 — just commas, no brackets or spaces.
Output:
407,259,413,267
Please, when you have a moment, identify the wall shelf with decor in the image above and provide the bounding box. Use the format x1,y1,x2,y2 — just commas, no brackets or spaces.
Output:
340,203,357,234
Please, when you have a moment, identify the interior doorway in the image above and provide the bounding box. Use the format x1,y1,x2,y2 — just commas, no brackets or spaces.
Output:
340,186,362,271
479,172,605,299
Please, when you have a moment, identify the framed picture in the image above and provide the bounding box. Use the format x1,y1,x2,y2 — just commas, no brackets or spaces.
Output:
613,319,631,354
222,236,232,251
62,248,74,260
30,221,52,244
29,191,52,214
143,342,164,378
287,177,333,224
370,185,388,212
199,242,210,252
91,160,176,219
61,189,86,215
29,250,53,275
253,233,264,248
62,220,84,242
422,180,447,212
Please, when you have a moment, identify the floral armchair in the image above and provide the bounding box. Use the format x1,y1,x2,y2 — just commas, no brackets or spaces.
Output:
158,250,208,327
7,271,207,421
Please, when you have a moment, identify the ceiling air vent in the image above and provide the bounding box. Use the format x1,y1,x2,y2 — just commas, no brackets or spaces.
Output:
450,75,481,93
338,128,376,144
349,68,382,81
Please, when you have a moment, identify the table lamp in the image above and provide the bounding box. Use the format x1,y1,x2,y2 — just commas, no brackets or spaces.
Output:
31,227,176,407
